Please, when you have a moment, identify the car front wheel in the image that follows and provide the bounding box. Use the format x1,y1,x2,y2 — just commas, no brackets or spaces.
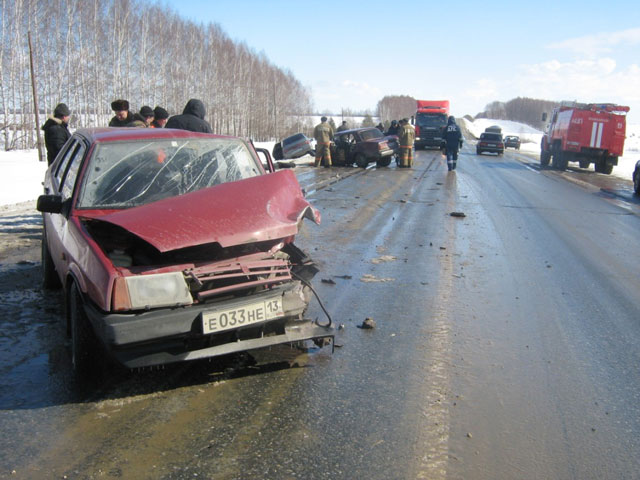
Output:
69,283,101,378
42,229,61,289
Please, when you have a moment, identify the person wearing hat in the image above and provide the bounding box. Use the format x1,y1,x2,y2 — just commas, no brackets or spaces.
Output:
386,120,399,136
131,105,154,127
165,99,212,133
313,116,334,167
442,115,462,171
397,118,415,168
337,120,348,132
108,99,135,127
41,103,71,165
151,106,169,128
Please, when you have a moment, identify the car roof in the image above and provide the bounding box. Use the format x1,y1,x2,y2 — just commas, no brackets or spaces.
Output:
336,127,381,135
72,127,231,144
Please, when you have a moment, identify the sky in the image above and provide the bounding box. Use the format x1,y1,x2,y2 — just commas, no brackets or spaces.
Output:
155,0,640,121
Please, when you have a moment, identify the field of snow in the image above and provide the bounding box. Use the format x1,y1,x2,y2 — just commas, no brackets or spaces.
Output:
1,120,638,207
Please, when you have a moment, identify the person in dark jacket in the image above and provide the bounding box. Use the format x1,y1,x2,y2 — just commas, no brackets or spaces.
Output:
41,103,71,164
165,99,212,133
108,99,135,127
131,105,154,127
151,106,169,128
386,120,399,136
442,115,462,171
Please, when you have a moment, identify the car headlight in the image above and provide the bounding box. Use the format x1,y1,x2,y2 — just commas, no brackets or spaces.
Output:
117,272,193,310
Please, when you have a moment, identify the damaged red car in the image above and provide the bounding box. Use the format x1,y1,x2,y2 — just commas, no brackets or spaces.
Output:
37,128,332,374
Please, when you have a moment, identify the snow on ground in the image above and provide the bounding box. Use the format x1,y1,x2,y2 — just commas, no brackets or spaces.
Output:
462,118,639,180
1,121,638,207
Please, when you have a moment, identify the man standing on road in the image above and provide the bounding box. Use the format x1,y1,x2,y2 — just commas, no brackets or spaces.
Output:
108,99,135,127
41,103,71,165
397,118,415,168
442,115,462,171
313,116,334,167
151,106,169,128
337,120,348,132
165,99,212,133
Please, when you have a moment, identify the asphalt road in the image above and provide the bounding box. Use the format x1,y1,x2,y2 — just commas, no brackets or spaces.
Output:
0,145,639,479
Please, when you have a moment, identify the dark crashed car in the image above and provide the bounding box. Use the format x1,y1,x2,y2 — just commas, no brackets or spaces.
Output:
504,135,521,150
331,127,398,168
476,132,504,155
37,128,332,374
272,133,315,160
634,160,640,195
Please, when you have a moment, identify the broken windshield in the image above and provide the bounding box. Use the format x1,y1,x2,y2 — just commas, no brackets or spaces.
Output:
77,138,261,209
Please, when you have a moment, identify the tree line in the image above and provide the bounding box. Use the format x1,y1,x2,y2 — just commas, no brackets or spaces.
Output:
0,0,313,150
475,97,560,130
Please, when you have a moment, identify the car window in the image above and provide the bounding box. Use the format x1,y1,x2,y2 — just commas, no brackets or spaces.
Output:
360,129,383,141
283,134,305,146
481,133,502,141
77,138,261,209
60,142,86,200
54,138,81,190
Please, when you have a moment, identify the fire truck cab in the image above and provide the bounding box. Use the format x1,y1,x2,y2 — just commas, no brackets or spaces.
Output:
540,101,629,174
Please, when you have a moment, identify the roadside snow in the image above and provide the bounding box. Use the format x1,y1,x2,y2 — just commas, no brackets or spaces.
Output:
1,121,638,207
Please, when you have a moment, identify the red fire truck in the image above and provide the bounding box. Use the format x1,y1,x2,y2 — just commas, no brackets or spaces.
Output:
413,100,449,149
540,101,629,174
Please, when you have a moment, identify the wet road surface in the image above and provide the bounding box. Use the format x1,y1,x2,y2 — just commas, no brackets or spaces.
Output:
0,148,639,479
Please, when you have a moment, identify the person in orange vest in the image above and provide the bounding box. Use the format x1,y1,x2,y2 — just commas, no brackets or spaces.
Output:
397,118,415,168
313,116,334,167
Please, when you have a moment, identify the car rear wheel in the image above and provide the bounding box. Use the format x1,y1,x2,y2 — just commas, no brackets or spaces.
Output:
355,153,368,168
595,161,613,175
69,282,101,378
376,157,391,167
42,229,61,289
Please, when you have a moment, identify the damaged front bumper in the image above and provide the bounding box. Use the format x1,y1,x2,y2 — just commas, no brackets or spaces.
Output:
83,281,334,368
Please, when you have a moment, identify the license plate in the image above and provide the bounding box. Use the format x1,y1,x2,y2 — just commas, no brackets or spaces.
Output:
202,295,284,334
488,143,496,147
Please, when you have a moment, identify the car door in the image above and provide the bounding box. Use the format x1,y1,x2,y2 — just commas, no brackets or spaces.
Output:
45,137,88,281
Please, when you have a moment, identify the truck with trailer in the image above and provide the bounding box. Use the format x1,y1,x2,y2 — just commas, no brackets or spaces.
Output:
413,100,449,149
540,101,629,174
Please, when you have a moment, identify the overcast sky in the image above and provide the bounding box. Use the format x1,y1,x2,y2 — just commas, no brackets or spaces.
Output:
157,0,640,121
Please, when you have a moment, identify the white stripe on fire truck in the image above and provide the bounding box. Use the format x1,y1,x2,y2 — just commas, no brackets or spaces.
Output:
596,122,604,148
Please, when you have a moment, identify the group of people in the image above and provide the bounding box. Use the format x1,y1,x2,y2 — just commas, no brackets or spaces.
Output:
312,116,418,168
41,98,213,165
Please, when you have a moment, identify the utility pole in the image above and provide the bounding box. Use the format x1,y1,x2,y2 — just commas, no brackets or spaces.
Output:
28,31,45,162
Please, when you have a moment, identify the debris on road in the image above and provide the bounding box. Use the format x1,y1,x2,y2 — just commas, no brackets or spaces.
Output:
359,317,376,329
321,278,336,284
371,255,397,264
450,211,466,218
333,275,352,280
360,274,395,283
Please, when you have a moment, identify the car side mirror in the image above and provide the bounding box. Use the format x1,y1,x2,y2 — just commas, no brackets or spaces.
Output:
37,194,64,214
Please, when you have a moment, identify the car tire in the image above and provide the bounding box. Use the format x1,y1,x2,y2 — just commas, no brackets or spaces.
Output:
579,160,590,169
355,153,368,168
540,150,551,167
634,171,640,195
595,161,613,175
42,229,61,289
376,157,391,168
552,149,568,170
69,282,101,378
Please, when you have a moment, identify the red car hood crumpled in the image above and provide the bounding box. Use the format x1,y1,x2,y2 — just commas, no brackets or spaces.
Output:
93,170,320,253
